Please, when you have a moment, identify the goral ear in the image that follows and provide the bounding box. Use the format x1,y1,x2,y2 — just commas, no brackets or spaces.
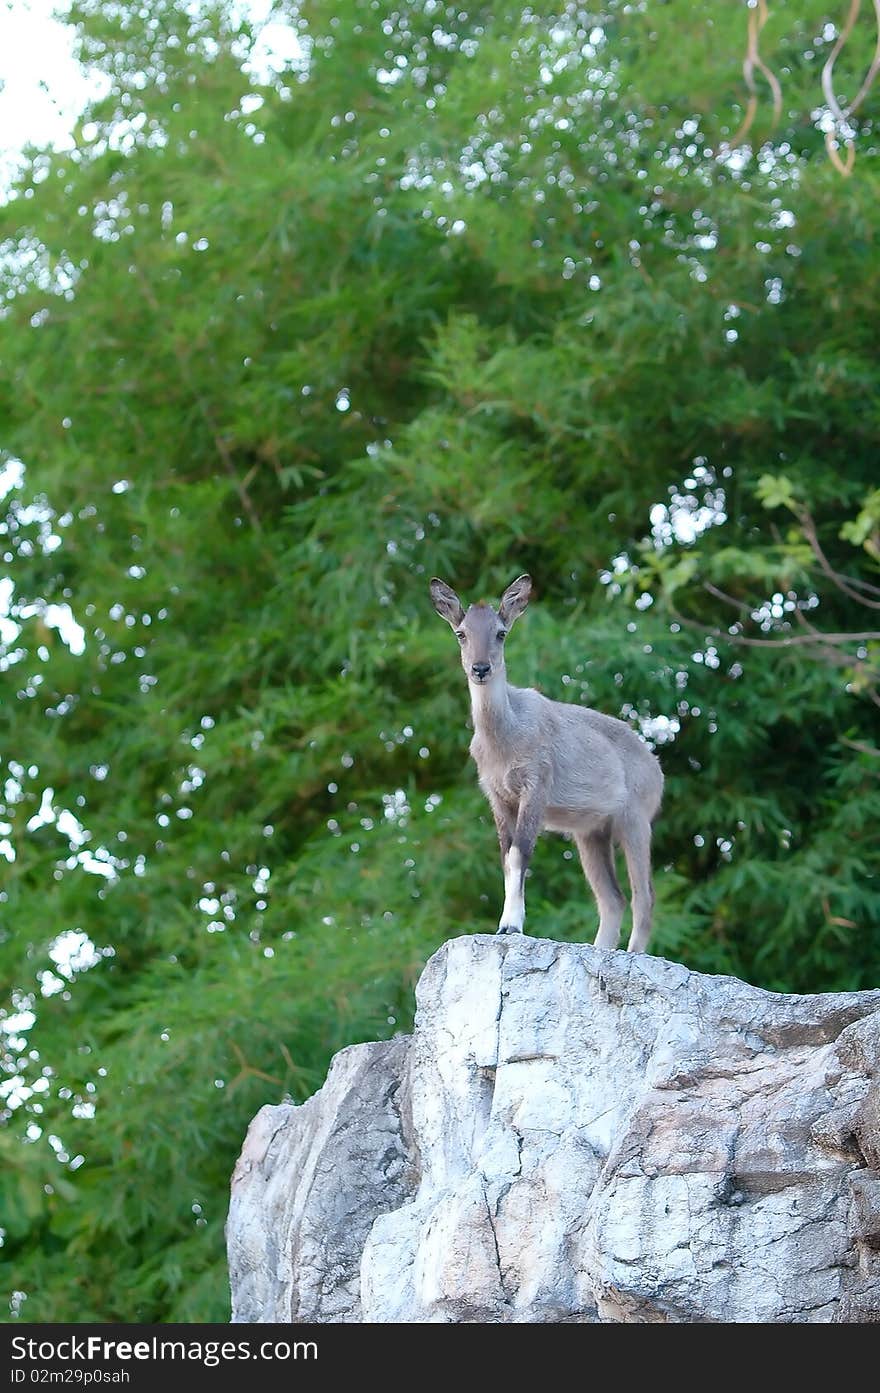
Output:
430,577,465,627
498,574,532,627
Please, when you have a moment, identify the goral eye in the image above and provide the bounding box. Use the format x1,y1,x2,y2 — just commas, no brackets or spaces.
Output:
455,631,466,643
497,630,507,641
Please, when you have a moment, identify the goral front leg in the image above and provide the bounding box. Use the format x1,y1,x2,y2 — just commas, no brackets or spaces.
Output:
488,794,520,934
498,842,525,934
497,792,545,935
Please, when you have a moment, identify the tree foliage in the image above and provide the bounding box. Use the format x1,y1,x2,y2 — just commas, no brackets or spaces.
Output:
1,0,878,1322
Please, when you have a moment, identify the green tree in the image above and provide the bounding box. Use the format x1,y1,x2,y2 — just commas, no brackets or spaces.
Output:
1,0,878,1322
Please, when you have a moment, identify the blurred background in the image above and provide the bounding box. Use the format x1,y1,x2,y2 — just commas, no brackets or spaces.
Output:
1,0,879,1321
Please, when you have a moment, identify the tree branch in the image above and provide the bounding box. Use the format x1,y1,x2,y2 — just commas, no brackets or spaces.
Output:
796,506,880,608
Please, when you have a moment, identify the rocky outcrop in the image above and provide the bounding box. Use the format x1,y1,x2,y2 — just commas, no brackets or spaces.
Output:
227,935,880,1323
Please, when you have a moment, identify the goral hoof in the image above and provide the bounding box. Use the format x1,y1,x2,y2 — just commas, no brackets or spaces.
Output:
496,924,523,935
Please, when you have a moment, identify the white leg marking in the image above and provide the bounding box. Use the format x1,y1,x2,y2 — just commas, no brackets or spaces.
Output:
499,846,525,932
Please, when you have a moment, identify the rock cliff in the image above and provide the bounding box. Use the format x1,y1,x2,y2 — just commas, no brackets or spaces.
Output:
227,935,880,1322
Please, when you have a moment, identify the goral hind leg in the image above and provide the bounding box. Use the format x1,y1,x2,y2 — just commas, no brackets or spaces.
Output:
574,830,626,950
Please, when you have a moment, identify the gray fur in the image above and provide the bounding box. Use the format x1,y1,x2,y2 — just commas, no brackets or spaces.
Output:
430,575,664,950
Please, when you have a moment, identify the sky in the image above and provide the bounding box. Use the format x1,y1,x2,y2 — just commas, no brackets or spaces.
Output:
0,0,109,192
0,0,303,632
0,0,726,670
0,0,302,195
0,0,305,659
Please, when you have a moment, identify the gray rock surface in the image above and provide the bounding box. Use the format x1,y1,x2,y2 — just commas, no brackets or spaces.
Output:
227,1037,414,1321
227,935,880,1323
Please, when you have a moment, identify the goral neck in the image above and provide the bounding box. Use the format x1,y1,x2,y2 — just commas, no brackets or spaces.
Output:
469,673,514,740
